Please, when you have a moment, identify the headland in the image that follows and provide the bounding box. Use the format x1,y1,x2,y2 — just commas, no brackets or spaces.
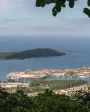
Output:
7,66,90,80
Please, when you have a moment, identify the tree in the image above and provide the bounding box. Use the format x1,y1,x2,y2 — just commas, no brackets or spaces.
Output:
12,107,30,112
35,0,90,17
33,90,90,112
0,89,90,112
73,90,90,109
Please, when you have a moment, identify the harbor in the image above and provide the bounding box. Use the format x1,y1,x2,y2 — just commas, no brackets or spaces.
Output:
6,66,90,82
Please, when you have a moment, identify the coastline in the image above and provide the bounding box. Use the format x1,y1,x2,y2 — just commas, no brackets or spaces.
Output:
6,66,90,81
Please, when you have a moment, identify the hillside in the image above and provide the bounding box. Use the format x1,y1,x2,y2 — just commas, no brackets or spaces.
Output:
0,48,66,60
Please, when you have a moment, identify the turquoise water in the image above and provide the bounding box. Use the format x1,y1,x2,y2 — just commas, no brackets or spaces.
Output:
0,36,90,81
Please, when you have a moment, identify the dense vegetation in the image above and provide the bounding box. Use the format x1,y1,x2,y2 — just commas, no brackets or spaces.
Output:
30,80,87,92
0,48,66,60
73,90,90,109
0,88,90,112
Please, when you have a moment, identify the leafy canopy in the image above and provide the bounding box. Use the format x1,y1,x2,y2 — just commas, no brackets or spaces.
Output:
36,0,90,17
0,88,90,112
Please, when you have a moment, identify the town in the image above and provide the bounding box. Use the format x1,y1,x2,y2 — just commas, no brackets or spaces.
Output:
7,66,90,80
0,66,90,96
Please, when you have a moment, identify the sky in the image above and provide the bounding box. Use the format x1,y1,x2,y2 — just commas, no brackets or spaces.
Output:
0,0,90,36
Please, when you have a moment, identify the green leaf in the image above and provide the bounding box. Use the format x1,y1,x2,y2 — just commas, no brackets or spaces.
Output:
52,6,56,12
83,8,90,17
45,0,54,4
61,0,66,5
41,1,45,7
88,0,90,6
56,4,61,12
69,0,75,8
61,4,66,8
36,0,41,7
52,10,57,16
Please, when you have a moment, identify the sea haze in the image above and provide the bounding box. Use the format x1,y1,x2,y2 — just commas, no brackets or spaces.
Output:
0,35,90,81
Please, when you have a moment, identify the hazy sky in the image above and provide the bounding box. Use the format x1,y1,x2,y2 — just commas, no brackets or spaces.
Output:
0,0,90,36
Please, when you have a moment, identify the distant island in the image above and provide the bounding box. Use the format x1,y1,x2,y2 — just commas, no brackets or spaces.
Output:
0,48,68,60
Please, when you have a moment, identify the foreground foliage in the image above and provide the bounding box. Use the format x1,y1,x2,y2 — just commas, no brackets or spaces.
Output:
36,0,90,17
0,88,90,112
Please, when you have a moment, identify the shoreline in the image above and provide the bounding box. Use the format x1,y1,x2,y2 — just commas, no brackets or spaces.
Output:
6,66,90,81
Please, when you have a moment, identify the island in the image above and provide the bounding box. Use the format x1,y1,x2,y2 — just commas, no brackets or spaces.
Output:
0,48,66,60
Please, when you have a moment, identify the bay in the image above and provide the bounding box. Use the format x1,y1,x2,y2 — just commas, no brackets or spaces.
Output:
0,35,90,81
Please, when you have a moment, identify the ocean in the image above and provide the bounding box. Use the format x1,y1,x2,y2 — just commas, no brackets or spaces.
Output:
0,35,90,81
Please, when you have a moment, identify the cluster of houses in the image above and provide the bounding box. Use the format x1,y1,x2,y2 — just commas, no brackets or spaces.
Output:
28,84,89,97
7,66,90,80
54,84,89,96
0,82,29,88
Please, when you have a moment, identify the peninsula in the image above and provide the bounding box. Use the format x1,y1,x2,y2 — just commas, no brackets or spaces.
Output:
0,48,66,60
7,66,90,80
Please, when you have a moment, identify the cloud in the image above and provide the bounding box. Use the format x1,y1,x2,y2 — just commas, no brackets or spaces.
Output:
0,24,7,28
0,0,23,12
0,17,89,36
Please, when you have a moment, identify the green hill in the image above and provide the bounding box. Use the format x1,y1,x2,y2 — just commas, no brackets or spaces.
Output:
0,48,66,60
